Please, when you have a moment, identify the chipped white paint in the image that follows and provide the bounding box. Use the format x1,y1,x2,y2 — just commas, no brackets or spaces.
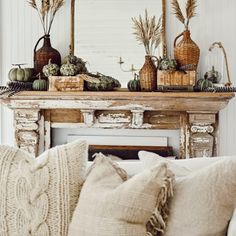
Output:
191,125,214,133
14,109,40,157
44,120,51,152
81,110,95,126
16,123,38,131
131,110,144,128
38,113,45,155
0,92,233,158
14,109,39,122
97,113,131,124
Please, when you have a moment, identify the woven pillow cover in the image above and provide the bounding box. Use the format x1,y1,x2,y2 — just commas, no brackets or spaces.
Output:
0,140,87,236
139,151,236,236
68,154,174,236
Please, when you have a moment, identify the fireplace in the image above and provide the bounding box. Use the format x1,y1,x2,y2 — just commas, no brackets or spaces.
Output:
52,128,178,160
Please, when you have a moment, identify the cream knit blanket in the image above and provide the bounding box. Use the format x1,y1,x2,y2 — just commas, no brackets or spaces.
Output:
0,140,87,236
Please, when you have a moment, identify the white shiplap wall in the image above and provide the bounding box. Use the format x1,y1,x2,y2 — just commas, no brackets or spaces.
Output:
0,0,236,155
0,0,70,145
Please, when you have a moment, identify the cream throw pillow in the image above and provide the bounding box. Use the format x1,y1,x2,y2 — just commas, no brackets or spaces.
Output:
138,151,190,177
0,140,87,236
164,157,236,236
68,154,174,236
139,151,236,235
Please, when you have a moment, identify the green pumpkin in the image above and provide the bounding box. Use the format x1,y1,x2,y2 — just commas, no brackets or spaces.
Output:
197,78,213,91
127,74,141,91
85,74,121,91
159,57,177,71
204,66,221,83
60,60,77,76
8,64,33,82
43,59,59,77
32,74,48,91
62,54,88,74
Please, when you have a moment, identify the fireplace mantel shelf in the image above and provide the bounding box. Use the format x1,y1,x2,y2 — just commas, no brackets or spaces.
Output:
2,91,234,111
1,91,234,158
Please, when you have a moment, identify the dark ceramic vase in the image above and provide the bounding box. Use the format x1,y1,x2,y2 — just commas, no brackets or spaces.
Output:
34,34,61,75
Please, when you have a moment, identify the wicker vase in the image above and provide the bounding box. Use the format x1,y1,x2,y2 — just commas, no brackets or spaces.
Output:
139,55,157,91
174,30,200,70
34,35,61,75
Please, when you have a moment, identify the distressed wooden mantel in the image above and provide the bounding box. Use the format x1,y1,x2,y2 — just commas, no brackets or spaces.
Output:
1,91,234,158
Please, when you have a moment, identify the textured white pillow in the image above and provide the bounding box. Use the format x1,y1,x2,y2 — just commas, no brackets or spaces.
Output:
164,157,236,236
69,154,174,236
138,151,190,177
0,140,87,236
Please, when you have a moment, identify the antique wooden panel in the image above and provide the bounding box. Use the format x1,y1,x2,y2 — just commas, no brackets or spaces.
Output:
189,114,216,124
95,110,131,124
144,111,182,129
48,109,84,123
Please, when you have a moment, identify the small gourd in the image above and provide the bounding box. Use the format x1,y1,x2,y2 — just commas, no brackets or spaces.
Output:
62,48,88,74
60,60,77,76
32,73,48,91
159,57,177,71
204,66,221,83
8,64,33,82
127,74,141,91
43,59,59,77
197,77,213,91
85,73,121,91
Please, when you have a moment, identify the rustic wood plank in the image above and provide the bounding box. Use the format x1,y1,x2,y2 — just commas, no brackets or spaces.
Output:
3,91,234,99
49,109,83,123
144,111,182,129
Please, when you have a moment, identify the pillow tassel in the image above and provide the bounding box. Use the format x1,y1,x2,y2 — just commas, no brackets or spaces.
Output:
146,169,174,236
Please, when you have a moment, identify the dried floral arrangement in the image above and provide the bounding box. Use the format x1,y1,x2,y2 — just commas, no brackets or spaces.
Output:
132,10,163,56
28,0,65,34
171,0,197,30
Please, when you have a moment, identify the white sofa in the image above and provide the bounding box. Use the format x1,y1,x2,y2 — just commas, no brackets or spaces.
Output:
87,156,236,236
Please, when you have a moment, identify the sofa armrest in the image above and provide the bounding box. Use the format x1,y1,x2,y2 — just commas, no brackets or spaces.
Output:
227,209,236,236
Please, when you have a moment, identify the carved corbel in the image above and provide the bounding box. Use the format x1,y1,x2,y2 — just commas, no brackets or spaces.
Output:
81,109,95,126
14,109,40,157
188,113,217,157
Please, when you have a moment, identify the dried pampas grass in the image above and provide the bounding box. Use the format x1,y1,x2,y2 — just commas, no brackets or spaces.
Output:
171,0,197,29
132,10,163,56
27,0,65,34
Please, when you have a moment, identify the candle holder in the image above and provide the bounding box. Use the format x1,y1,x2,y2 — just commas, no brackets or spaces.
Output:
118,57,139,74
208,42,232,87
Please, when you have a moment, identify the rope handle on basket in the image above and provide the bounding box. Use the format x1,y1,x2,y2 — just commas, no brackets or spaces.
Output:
174,32,184,48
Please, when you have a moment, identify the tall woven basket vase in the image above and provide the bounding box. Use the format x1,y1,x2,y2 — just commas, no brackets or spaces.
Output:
139,55,157,91
174,30,200,70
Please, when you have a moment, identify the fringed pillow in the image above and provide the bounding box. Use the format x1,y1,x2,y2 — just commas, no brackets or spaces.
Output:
0,140,87,236
68,154,174,236
163,157,236,236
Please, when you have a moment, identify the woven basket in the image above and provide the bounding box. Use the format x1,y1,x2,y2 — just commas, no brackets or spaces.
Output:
174,30,200,70
139,55,158,91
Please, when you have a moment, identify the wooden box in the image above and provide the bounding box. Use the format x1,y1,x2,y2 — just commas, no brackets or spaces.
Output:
49,76,84,92
157,70,196,87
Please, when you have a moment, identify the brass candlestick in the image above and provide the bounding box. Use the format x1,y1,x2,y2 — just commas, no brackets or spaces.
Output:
118,57,139,73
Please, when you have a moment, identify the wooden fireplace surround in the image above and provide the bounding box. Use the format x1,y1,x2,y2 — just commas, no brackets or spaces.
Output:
1,91,234,158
